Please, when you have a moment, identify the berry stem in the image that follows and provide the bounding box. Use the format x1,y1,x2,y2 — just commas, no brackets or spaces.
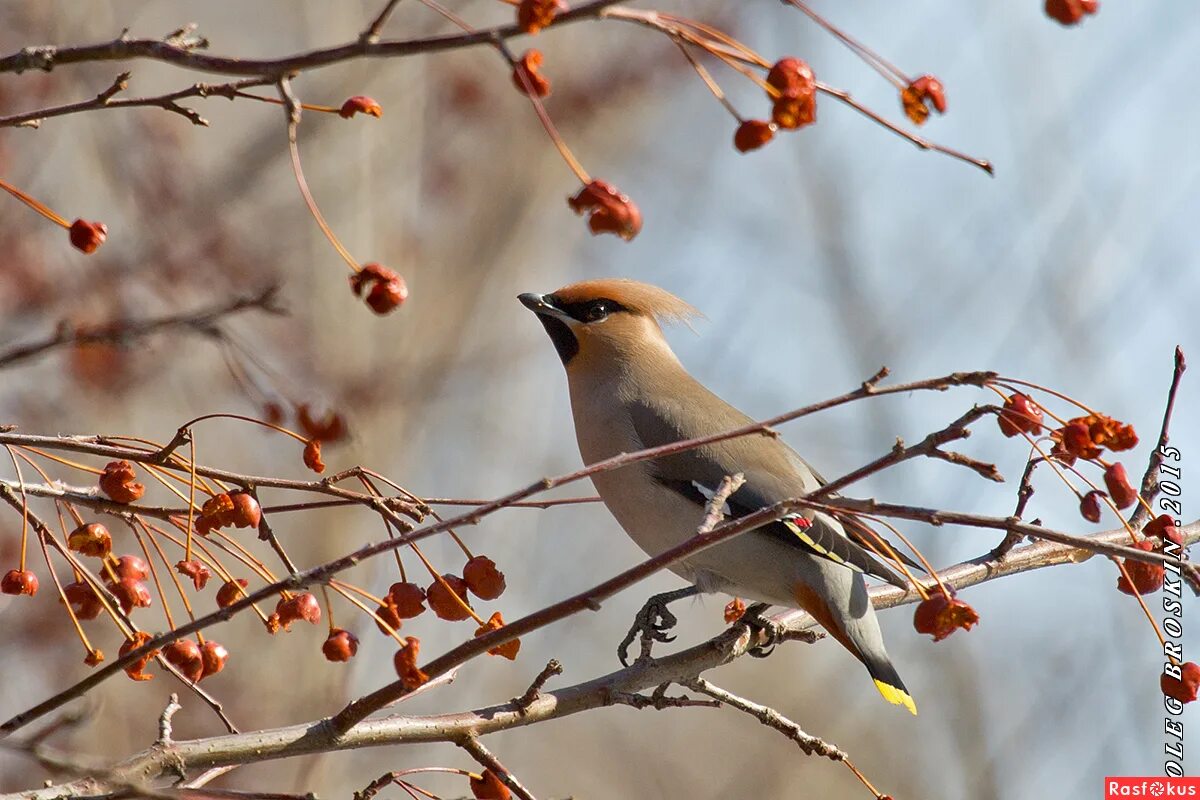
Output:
0,176,71,228
3,446,30,572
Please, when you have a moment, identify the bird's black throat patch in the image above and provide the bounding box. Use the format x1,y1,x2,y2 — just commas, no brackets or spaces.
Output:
538,315,579,364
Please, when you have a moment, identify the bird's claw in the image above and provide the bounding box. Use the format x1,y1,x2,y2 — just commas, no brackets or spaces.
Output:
617,588,695,666
742,603,783,659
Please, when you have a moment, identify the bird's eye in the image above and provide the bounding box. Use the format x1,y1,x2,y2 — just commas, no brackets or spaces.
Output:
584,301,610,322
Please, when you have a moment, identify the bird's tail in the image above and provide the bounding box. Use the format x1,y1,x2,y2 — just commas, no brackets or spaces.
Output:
792,574,917,716
862,651,918,715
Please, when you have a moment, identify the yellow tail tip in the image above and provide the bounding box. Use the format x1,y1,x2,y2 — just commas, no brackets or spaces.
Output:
873,679,918,715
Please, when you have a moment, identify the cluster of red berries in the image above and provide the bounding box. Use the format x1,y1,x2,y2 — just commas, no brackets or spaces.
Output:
733,58,817,154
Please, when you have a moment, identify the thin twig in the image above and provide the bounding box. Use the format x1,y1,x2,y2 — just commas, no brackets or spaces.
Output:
457,735,538,800
0,285,282,369
1130,346,1186,529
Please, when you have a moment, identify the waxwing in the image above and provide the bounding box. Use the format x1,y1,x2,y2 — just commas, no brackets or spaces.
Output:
520,278,917,714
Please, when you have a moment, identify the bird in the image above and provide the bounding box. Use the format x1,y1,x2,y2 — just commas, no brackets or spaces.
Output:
519,278,917,714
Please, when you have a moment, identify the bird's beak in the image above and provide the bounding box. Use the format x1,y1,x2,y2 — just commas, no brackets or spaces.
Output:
518,292,569,320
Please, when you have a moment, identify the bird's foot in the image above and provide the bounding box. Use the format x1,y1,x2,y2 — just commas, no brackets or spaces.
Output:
617,586,701,667
742,602,784,659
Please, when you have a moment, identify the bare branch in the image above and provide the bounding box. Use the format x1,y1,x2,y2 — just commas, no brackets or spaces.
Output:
0,284,282,369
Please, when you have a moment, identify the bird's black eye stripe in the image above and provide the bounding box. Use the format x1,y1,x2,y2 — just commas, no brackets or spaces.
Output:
550,297,628,323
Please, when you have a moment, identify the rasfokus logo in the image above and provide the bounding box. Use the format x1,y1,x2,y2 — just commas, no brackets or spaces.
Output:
1106,778,1200,797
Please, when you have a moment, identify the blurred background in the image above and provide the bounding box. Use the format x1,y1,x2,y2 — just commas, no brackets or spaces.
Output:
1,0,1197,796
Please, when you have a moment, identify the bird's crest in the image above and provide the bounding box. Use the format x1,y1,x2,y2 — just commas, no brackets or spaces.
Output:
551,279,701,326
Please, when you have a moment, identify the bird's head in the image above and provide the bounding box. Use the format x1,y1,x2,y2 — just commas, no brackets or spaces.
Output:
519,279,700,369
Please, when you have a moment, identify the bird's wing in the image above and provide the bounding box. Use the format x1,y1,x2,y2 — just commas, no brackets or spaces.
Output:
628,391,911,589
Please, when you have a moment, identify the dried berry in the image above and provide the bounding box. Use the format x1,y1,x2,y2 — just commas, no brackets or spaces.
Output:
216,578,248,608
426,574,472,621
913,591,979,642
1045,0,1099,25
375,600,403,635
99,460,145,503
114,554,150,582
1144,514,1184,548
303,440,326,474
350,262,408,315
517,0,565,34
997,393,1043,437
900,75,947,126
463,555,506,600
1162,661,1200,704
511,50,551,98
1,569,38,596
119,631,157,681
200,640,229,679
1052,421,1100,461
393,636,429,690
771,95,816,130
724,597,747,624
276,592,322,630
163,639,204,683
1104,462,1138,509
387,581,427,618
175,560,212,591
339,95,383,119
67,523,112,558
1079,490,1103,523
1116,541,1164,595
567,180,642,241
109,578,152,614
323,628,360,662
470,768,512,800
69,219,107,254
62,580,103,619
474,611,520,660
734,120,774,153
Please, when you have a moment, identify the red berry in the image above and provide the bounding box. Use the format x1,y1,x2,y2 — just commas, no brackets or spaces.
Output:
99,460,145,503
1162,661,1200,704
163,639,204,682
216,578,248,608
67,523,112,558
68,219,107,254
1079,490,1103,523
1104,462,1138,509
276,592,321,630
1,569,38,596
200,640,229,679
426,575,472,621
387,582,427,618
913,591,979,642
463,556,506,601
114,554,150,582
997,393,1043,437
109,578,152,614
1116,541,1164,595
323,629,360,662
